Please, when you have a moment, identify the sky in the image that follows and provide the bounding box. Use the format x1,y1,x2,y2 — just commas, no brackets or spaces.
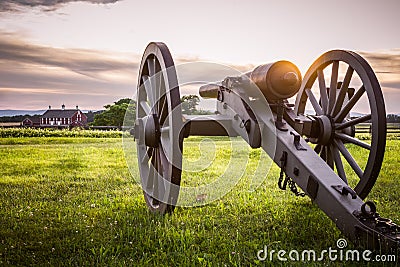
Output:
0,0,399,112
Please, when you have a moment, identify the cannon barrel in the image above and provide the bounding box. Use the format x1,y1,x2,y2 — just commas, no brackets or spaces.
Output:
251,60,302,101
199,84,220,98
199,60,302,101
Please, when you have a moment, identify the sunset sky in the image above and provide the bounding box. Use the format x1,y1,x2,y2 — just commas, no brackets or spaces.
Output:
0,0,399,112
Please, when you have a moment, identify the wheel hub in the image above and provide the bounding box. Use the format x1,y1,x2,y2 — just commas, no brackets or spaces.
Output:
139,114,161,148
314,115,334,145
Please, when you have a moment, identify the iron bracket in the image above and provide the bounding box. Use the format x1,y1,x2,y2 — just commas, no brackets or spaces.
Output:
290,131,307,151
332,184,357,199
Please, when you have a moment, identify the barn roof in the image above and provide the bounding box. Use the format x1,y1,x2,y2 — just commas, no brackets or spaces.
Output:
41,109,79,118
23,117,40,123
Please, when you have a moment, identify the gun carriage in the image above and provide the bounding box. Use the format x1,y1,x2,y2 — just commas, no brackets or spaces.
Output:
132,42,399,252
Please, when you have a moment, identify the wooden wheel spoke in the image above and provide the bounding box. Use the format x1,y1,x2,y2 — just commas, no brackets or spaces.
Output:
335,114,371,130
334,85,365,123
152,75,162,114
328,61,339,115
326,146,334,169
144,168,153,193
140,100,151,115
160,132,171,160
159,143,170,173
157,75,165,117
157,147,164,175
332,66,354,117
154,148,166,201
335,133,371,150
334,140,364,179
306,88,323,115
320,145,327,161
153,79,159,114
151,148,160,199
159,94,168,124
317,69,329,114
331,144,348,183
147,57,156,76
142,76,156,110
141,147,153,164
145,148,157,192
314,144,322,154
155,72,163,110
147,147,154,159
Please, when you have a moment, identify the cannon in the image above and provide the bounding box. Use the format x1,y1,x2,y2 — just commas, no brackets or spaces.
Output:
132,42,399,252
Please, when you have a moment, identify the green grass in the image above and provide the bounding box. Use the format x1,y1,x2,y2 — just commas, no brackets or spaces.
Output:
0,137,399,266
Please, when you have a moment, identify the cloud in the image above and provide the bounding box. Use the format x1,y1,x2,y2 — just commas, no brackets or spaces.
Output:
0,31,139,109
359,49,400,113
359,50,400,92
0,0,122,12
0,36,138,79
0,31,258,109
359,49,400,75
5,30,397,112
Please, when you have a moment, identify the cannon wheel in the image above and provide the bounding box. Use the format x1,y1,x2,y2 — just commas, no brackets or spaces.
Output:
295,50,386,199
136,42,183,213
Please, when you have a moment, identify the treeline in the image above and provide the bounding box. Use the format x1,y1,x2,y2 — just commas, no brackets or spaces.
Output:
3,95,212,126
90,96,211,127
0,111,102,123
0,114,41,123
387,114,400,123
2,101,400,126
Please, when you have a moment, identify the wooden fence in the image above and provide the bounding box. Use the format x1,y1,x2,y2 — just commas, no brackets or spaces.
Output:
0,123,127,131
356,123,400,133
2,122,400,134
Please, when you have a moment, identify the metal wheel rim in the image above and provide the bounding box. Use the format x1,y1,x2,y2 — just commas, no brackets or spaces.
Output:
294,50,386,199
136,42,182,213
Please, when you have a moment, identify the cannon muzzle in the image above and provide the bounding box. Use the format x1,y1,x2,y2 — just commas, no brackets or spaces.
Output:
250,60,302,101
199,84,220,98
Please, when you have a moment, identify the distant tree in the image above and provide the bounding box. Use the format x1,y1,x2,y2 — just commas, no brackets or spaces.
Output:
180,95,213,115
0,114,41,123
387,114,400,123
84,110,102,123
92,98,135,126
181,95,200,115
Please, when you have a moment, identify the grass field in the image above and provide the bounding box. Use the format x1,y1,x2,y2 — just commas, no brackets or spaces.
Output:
0,135,399,266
